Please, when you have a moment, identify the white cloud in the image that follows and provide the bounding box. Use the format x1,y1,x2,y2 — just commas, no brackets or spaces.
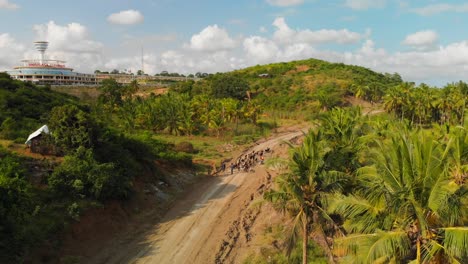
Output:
33,21,103,53
411,3,468,16
107,10,144,25
272,17,362,45
266,0,304,7
0,0,19,9
243,36,279,64
187,24,237,52
259,26,268,33
31,21,104,73
0,33,25,70
344,0,386,10
402,30,438,50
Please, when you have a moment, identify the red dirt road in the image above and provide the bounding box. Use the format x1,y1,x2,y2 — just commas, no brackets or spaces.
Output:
88,130,304,264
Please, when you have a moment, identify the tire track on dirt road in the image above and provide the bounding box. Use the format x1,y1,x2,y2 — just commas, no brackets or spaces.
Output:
88,130,305,264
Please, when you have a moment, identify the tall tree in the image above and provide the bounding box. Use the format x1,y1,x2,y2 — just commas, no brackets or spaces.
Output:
210,74,249,100
98,79,124,108
48,105,94,153
265,130,346,264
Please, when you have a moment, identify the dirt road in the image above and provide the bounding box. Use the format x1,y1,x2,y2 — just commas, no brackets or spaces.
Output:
88,130,304,264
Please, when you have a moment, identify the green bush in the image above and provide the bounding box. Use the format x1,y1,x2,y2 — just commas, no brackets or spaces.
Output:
48,147,123,200
48,104,95,153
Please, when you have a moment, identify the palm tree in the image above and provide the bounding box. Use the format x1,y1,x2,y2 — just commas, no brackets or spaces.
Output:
384,83,415,122
331,131,468,263
265,130,347,264
443,127,468,185
319,107,366,174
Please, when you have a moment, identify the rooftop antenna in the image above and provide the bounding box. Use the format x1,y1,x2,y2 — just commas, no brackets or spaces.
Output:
34,41,49,65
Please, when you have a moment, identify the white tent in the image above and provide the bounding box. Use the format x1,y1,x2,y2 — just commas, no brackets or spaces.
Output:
25,125,50,145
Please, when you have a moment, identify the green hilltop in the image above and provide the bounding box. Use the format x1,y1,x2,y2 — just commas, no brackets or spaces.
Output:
184,58,403,111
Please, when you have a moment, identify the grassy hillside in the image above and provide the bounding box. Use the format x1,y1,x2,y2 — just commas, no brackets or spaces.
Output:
183,58,402,111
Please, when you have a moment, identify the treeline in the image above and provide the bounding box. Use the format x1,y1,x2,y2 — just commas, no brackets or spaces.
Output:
382,81,468,126
94,69,210,78
99,77,263,139
264,108,468,263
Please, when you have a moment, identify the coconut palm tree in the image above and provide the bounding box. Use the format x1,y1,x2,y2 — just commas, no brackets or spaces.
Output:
443,127,468,185
331,131,468,263
319,107,366,174
265,130,347,264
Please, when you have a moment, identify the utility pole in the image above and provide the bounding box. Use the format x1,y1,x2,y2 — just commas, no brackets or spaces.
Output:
141,46,144,75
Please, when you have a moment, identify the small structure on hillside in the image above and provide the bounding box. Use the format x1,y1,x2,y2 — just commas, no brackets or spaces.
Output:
258,73,270,78
25,125,50,153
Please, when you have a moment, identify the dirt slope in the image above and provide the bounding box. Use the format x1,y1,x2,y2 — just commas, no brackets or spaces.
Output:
87,130,304,264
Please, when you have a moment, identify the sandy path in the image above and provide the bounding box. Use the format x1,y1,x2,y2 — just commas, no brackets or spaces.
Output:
88,130,304,264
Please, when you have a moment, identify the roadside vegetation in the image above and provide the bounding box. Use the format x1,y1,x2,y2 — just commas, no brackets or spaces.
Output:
261,101,468,263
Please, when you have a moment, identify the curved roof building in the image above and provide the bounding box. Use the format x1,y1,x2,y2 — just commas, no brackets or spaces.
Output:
7,41,97,85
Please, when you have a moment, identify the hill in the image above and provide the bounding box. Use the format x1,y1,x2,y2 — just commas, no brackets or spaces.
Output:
180,58,403,111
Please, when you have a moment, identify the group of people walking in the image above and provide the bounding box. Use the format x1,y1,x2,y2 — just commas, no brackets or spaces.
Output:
219,147,271,175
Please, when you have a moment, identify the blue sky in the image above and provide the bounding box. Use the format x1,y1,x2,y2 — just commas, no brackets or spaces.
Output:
2,0,468,85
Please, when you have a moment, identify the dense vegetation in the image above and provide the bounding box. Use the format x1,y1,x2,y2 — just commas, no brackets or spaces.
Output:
383,81,468,126
264,108,468,263
0,73,77,142
229,58,402,110
0,75,191,262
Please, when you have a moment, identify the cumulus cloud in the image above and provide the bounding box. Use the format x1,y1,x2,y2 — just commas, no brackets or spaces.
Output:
33,21,103,53
0,0,19,9
31,21,104,73
345,41,468,83
272,17,362,45
344,0,386,10
266,0,304,7
243,36,279,64
411,3,468,16
402,30,438,50
187,24,237,52
0,33,25,70
107,10,144,25
104,50,245,75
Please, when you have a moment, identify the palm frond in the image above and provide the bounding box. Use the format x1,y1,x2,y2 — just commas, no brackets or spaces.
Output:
330,194,386,233
334,231,410,264
284,210,305,257
443,227,468,260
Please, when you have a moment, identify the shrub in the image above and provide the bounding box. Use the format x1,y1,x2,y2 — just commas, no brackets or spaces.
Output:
48,147,125,200
174,141,197,153
48,105,95,153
